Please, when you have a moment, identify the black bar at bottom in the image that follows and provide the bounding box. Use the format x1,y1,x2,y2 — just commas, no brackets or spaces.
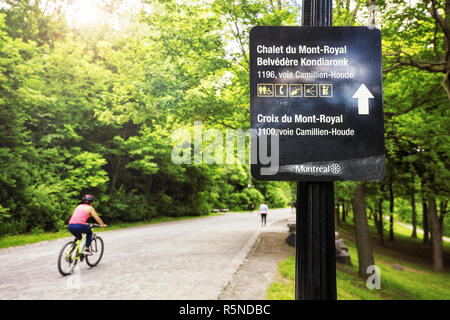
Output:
295,181,336,300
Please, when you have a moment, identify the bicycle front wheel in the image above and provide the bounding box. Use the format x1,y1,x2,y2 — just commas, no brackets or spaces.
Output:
86,236,104,267
58,241,77,276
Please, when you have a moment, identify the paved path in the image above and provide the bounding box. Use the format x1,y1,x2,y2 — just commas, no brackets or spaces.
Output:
0,209,292,300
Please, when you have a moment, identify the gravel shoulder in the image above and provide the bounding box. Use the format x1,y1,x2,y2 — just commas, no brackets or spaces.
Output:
219,220,294,300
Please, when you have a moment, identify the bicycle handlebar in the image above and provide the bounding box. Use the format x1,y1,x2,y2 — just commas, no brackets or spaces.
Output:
88,223,103,228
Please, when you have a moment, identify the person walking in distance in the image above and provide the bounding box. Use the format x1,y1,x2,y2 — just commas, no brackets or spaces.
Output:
248,201,255,214
259,201,269,227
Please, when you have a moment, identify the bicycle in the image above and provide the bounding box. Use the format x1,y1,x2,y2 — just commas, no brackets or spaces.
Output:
57,223,104,276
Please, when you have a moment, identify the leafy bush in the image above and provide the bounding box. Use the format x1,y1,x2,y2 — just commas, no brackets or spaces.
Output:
22,184,63,232
30,226,44,235
100,187,155,222
264,185,290,209
54,219,66,231
0,219,27,236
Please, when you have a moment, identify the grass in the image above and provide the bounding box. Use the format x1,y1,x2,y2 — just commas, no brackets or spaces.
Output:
0,214,221,249
267,216,450,300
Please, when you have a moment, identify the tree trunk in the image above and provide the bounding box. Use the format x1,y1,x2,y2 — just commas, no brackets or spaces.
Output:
389,182,395,241
374,204,379,231
440,201,447,239
147,175,153,193
335,205,340,227
411,195,417,238
428,197,444,272
369,0,376,25
411,173,417,238
423,200,429,244
378,198,384,245
420,179,429,244
276,0,282,11
109,123,131,193
411,193,417,238
110,156,123,193
352,184,375,280
342,202,346,223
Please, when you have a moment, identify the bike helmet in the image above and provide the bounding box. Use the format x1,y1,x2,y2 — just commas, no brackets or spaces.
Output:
82,194,95,204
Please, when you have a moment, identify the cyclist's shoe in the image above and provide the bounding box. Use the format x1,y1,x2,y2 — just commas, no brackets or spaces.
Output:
83,248,93,256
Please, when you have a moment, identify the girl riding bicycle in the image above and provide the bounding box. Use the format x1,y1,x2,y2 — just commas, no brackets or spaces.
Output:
68,195,107,255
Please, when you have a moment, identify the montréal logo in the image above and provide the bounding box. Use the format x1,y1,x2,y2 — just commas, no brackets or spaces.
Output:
296,164,341,175
330,164,341,174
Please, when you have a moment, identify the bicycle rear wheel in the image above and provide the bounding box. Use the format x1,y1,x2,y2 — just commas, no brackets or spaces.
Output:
58,241,78,276
86,236,104,267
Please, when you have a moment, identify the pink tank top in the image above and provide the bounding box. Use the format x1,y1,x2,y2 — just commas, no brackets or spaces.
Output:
69,204,90,225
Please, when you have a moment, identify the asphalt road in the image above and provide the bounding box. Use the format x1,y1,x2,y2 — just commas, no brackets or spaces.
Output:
0,209,292,300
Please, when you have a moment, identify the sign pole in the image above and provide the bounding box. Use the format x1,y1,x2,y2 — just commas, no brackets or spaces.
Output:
295,0,337,300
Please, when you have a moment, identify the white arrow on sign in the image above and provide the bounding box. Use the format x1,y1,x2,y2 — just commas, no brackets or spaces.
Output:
352,84,374,115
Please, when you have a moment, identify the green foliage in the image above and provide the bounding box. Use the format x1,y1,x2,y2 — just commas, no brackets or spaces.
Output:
101,187,156,222
332,0,449,245
0,0,447,243
30,226,44,235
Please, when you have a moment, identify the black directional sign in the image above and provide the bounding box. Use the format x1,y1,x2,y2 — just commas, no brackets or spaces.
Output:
250,26,385,181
